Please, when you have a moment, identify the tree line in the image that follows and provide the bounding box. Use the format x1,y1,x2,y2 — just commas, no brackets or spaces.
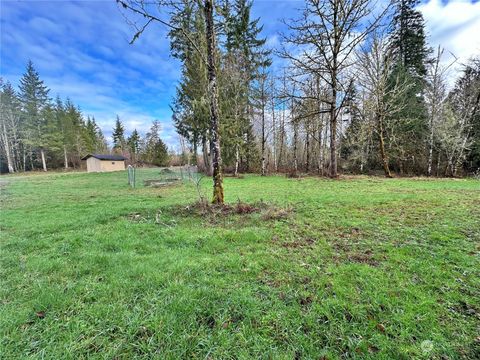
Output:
2,0,478,203
173,0,479,179
0,61,170,173
119,0,480,204
112,116,170,167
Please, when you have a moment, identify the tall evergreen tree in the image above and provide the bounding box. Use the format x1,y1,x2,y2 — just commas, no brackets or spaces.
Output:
142,120,169,165
84,116,98,154
390,0,430,79
170,0,269,175
92,117,108,153
64,99,86,167
42,103,63,162
171,5,210,168
220,0,270,172
112,115,126,153
55,96,72,168
151,138,169,166
127,128,141,163
18,61,51,171
223,0,271,73
388,0,430,173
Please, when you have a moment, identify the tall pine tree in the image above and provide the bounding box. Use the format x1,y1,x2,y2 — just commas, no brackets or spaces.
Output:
220,0,270,172
388,0,430,174
127,128,141,163
84,116,98,154
390,0,430,79
18,61,51,171
112,115,126,153
170,1,211,168
92,117,108,153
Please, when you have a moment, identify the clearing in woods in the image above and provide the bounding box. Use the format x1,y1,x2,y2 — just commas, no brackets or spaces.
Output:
0,170,479,358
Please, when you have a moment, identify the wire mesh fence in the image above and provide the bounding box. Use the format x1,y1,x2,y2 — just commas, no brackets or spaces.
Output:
127,165,201,189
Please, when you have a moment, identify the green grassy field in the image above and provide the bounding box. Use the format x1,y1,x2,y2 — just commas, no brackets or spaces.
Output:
1,170,479,359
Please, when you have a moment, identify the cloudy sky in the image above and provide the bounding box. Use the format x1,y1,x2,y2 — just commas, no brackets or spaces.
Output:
1,0,479,148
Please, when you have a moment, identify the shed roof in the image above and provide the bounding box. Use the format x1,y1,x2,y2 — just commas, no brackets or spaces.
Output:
81,154,127,161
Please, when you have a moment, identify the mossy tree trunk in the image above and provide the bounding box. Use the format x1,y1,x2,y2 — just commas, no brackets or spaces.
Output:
204,0,224,204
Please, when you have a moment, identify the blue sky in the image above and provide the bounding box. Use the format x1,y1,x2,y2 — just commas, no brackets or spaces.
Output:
1,0,479,148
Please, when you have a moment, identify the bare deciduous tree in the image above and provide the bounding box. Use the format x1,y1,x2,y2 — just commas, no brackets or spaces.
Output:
425,47,455,176
280,0,391,178
356,34,411,177
440,58,480,176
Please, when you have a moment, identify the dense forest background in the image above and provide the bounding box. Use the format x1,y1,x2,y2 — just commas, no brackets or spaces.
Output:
1,0,479,177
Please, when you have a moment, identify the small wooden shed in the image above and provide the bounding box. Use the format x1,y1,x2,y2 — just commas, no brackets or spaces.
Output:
81,154,127,172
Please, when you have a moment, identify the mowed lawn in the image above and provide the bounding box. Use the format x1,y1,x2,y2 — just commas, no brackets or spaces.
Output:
1,170,479,359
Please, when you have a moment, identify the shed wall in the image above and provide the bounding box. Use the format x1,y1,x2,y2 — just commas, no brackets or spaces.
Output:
86,157,102,172
85,157,125,172
100,160,125,172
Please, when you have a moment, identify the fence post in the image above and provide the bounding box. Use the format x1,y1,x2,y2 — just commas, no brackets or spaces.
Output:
127,165,135,188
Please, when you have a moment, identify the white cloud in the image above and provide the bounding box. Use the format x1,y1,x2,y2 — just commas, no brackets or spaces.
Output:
418,0,480,83
1,0,179,147
4,0,476,152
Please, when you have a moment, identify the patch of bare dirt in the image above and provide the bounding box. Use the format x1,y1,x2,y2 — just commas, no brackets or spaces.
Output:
330,228,386,266
173,200,293,222
125,201,294,228
280,237,315,249
177,200,264,217
261,206,293,221
333,247,385,266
